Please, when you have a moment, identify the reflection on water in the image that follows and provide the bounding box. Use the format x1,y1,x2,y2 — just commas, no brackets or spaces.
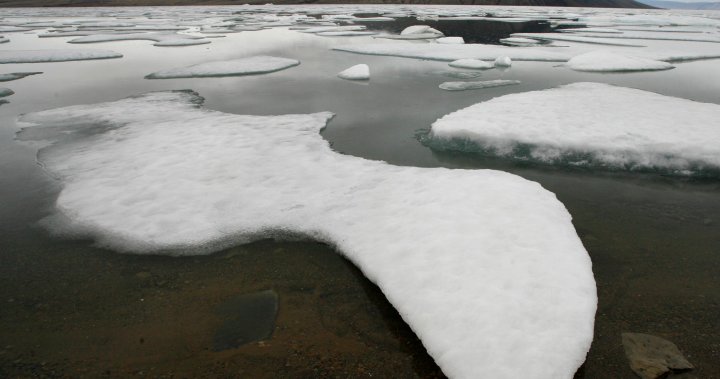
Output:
1,19,720,378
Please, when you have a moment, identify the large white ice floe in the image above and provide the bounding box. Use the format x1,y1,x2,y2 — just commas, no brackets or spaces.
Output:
68,32,211,47
145,56,299,79
0,49,123,64
566,51,674,72
333,43,571,62
439,79,520,91
337,64,369,80
18,90,596,379
430,82,720,175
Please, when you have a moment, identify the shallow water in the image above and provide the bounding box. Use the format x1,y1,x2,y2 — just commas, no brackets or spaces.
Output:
1,7,720,378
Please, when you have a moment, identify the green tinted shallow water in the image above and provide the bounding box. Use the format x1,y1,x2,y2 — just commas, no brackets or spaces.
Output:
1,22,719,378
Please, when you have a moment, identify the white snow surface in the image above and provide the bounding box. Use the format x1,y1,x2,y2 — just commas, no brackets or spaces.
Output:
18,90,596,379
0,49,122,64
337,64,370,80
68,32,211,46
401,25,443,36
566,51,674,72
333,43,571,62
449,59,494,69
436,37,464,44
145,56,299,79
494,56,512,67
431,82,720,174
439,79,520,91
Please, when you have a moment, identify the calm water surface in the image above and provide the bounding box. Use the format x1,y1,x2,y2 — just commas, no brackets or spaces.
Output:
1,23,719,378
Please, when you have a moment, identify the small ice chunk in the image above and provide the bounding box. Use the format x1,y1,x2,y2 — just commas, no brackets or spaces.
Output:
401,25,443,36
0,49,122,64
0,72,41,82
337,64,369,80
0,37,8,44
145,56,299,79
494,56,512,67
436,37,464,44
567,51,674,72
449,59,493,70
431,82,720,174
0,87,14,97
439,79,520,91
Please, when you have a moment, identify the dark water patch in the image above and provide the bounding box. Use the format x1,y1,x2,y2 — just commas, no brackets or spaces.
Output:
350,16,553,44
213,289,278,351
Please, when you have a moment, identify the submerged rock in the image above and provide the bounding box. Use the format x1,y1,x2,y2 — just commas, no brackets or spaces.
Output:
622,332,694,379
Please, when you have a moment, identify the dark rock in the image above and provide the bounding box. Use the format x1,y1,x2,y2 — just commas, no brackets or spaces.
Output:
622,333,694,379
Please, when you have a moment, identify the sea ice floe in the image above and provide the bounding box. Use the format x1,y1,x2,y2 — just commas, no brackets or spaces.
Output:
333,43,571,62
0,49,122,64
375,33,444,40
494,56,512,67
401,25,443,36
0,88,14,97
430,82,720,175
317,31,377,36
337,64,370,80
436,36,464,44
510,33,646,47
145,56,300,79
449,59,494,69
0,72,42,82
566,51,674,72
499,37,542,46
18,90,595,379
68,32,211,47
439,79,520,91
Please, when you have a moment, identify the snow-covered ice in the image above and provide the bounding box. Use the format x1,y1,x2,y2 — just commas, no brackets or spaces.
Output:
0,49,123,64
145,56,300,79
430,83,720,175
566,51,674,72
510,33,646,47
333,43,571,62
0,72,42,82
69,32,211,47
500,37,542,46
337,64,370,80
439,79,520,91
449,59,494,69
401,25,443,36
18,90,596,379
436,37,464,44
